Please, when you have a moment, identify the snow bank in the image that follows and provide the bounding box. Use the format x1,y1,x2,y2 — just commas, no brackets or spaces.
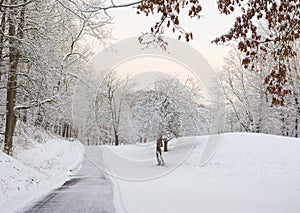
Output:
192,133,300,198
0,134,84,212
105,133,300,213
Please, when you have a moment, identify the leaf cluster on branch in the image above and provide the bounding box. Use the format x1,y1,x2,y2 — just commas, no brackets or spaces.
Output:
133,0,299,106
136,0,201,46
213,0,300,106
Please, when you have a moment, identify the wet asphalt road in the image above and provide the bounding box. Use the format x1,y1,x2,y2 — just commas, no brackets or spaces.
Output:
18,146,115,213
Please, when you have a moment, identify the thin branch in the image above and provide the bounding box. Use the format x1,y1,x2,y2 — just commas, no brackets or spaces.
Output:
82,0,143,13
1,0,32,8
14,97,57,111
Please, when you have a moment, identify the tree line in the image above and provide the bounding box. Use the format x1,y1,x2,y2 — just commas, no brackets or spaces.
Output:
0,0,111,155
79,71,208,147
220,42,300,136
0,0,299,156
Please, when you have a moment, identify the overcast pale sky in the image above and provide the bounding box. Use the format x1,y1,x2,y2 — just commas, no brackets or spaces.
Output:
107,0,237,70
91,0,240,96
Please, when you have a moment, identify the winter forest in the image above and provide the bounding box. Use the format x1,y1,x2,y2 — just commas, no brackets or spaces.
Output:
0,0,300,212
0,0,299,153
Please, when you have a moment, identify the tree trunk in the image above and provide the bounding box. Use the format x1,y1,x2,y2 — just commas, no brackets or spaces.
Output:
163,139,168,152
114,130,119,146
62,122,67,138
156,134,165,166
4,60,18,155
4,0,26,154
295,97,300,138
4,0,21,155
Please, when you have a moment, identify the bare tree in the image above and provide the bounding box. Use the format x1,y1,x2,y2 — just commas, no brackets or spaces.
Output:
95,71,134,146
221,42,300,137
1,0,111,154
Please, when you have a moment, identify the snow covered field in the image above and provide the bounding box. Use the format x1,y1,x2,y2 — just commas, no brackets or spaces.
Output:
1,132,300,213
104,133,300,213
0,131,84,212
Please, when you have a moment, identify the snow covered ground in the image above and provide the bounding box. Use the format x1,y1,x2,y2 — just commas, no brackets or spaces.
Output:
1,132,300,213
104,133,300,213
0,130,84,212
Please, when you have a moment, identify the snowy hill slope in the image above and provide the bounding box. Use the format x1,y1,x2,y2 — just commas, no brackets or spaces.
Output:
104,133,300,213
0,134,84,212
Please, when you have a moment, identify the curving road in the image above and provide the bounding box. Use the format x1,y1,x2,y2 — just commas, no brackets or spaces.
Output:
18,146,115,213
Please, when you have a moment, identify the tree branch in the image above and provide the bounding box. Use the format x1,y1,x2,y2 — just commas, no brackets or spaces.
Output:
1,0,32,9
14,97,57,111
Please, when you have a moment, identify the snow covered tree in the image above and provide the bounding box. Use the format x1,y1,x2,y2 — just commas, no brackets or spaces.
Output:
49,0,298,104
130,77,208,165
0,0,111,154
94,71,134,146
221,41,300,137
214,0,300,106
132,88,180,165
220,48,270,133
278,41,300,137
290,43,300,137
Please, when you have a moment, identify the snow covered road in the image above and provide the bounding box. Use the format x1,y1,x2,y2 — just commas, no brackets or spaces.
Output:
18,146,115,213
